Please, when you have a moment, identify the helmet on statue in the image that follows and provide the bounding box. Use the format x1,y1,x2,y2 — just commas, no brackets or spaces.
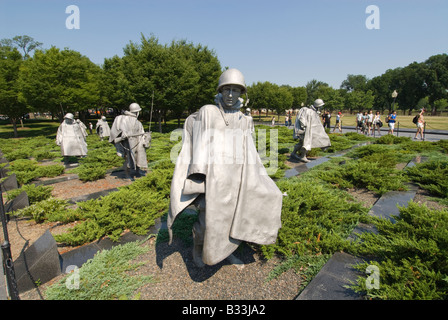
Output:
313,99,325,109
129,103,142,112
217,68,247,94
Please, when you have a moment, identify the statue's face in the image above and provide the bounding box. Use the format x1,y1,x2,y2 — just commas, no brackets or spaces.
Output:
65,118,74,124
221,85,242,108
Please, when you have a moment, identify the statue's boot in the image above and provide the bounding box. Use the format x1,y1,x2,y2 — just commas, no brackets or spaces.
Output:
227,254,245,270
290,143,302,160
298,148,311,163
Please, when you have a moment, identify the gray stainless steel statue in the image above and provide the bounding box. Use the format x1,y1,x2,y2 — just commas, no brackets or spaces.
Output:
168,68,283,268
109,103,150,176
96,116,111,141
56,113,88,158
76,119,88,138
291,99,331,162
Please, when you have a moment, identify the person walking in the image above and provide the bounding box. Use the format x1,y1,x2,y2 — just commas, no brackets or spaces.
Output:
356,111,363,133
387,111,397,135
373,111,382,136
367,110,374,136
414,109,426,140
332,111,343,133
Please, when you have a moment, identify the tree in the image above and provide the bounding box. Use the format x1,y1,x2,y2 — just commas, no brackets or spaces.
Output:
322,88,345,112
289,86,307,111
275,86,293,117
101,55,132,113
0,35,42,59
340,74,368,92
19,47,101,121
433,99,448,114
0,46,29,137
120,34,219,132
366,74,391,113
166,39,221,124
424,54,448,115
306,79,329,105
345,90,374,113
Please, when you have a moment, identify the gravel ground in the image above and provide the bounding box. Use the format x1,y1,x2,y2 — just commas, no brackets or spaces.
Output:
129,238,303,300
19,235,304,300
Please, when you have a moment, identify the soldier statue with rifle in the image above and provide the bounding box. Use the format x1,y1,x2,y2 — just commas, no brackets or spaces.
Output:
109,103,151,177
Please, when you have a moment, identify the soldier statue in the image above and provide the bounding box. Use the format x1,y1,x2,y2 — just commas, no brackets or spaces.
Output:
291,99,331,163
109,103,151,177
96,116,111,141
168,69,283,268
56,113,88,161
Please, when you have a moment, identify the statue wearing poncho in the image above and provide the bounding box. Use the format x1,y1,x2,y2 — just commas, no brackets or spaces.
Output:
109,103,150,174
291,99,331,163
56,113,88,157
96,116,111,141
168,69,283,267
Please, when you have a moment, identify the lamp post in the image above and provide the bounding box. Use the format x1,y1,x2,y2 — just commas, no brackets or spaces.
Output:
391,90,398,111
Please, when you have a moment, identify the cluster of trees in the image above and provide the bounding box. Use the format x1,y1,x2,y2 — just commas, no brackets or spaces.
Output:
1,34,447,138
0,34,221,137
248,54,448,118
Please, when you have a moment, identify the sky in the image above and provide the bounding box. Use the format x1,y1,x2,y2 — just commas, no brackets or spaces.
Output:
0,0,447,89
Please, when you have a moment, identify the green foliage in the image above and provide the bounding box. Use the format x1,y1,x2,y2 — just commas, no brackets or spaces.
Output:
54,168,173,245
267,253,330,287
0,136,60,160
73,164,107,182
9,158,65,185
68,136,123,182
405,159,448,199
11,197,73,223
45,239,153,300
375,134,412,145
435,140,448,154
146,132,179,163
19,47,101,119
349,202,448,300
261,177,368,259
157,212,198,246
316,158,407,196
6,183,53,204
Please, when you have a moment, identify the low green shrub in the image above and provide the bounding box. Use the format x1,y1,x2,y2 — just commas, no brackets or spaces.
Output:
45,239,153,300
6,184,53,204
317,159,408,196
74,165,107,182
435,140,448,153
11,198,73,223
375,135,411,145
9,159,65,185
349,201,448,300
35,164,65,178
261,176,368,259
53,168,173,245
405,159,448,199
